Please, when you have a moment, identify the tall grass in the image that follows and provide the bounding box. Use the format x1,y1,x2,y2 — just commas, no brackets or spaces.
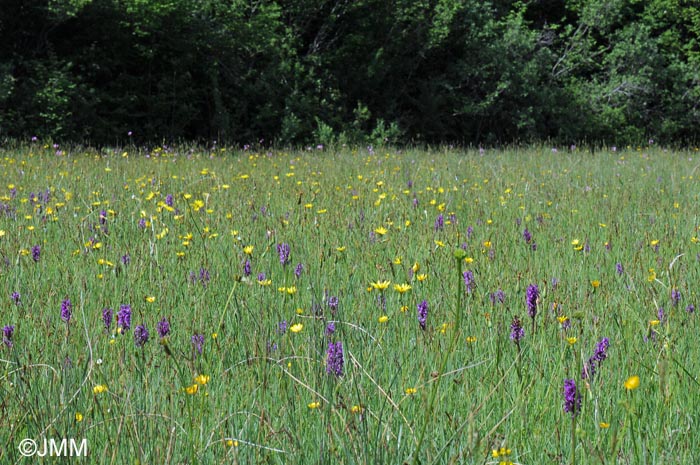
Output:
0,143,698,464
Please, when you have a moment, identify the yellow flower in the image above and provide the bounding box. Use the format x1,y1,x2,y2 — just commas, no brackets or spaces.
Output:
464,257,474,264
483,240,492,248
374,226,388,235
566,337,577,345
92,384,108,395
624,375,640,390
416,274,427,282
400,305,409,312
145,296,156,303
307,402,321,409
225,439,239,447
649,320,660,326
350,405,364,414
75,412,83,422
591,280,600,288
412,262,420,273
243,245,254,255
257,278,272,286
370,280,391,291
404,387,417,395
393,257,402,265
185,384,199,395
394,283,412,294
434,240,445,247
492,447,512,458
194,374,210,385
647,268,656,282
599,422,610,428
557,316,568,325
290,323,303,333
378,315,389,323
336,246,346,253
650,239,659,247
465,336,477,344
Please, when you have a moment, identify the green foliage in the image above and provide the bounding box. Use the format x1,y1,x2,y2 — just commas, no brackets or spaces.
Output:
1,145,700,463
0,0,699,145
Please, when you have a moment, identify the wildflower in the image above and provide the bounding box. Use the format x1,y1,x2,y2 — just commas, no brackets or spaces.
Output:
526,284,539,319
11,291,20,305
325,322,335,336
463,270,475,293
192,334,205,355
648,268,656,282
374,226,388,235
616,262,624,275
290,323,303,333
327,295,339,313
243,245,254,255
31,245,41,262
567,337,577,345
434,214,444,231
563,378,581,418
117,304,131,332
523,228,532,244
326,341,344,377
2,325,14,348
492,447,512,460
417,300,428,330
307,402,321,409
671,288,681,306
92,384,108,395
157,317,170,338
378,315,389,323
102,308,113,331
185,384,199,395
404,387,417,395
294,262,304,278
61,299,72,324
624,375,640,390
510,316,524,345
134,325,149,347
686,304,695,314
583,337,609,381
121,254,130,265
278,320,288,334
194,374,210,385
198,268,210,287
75,412,83,422
394,283,412,294
490,289,505,305
591,280,600,289
370,280,391,291
277,243,291,266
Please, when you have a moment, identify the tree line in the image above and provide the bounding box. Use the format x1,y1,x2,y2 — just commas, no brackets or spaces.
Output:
1,0,698,147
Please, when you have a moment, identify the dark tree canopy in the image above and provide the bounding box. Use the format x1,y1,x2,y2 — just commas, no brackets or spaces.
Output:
1,0,699,146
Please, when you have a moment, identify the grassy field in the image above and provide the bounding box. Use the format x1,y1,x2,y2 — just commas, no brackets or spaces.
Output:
1,143,699,464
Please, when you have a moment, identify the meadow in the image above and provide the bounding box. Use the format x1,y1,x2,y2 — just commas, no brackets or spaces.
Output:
0,143,699,464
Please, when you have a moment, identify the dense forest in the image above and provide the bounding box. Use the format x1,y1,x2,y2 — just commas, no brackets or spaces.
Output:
1,0,699,146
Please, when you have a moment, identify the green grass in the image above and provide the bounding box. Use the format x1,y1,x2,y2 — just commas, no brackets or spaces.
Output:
1,143,699,464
